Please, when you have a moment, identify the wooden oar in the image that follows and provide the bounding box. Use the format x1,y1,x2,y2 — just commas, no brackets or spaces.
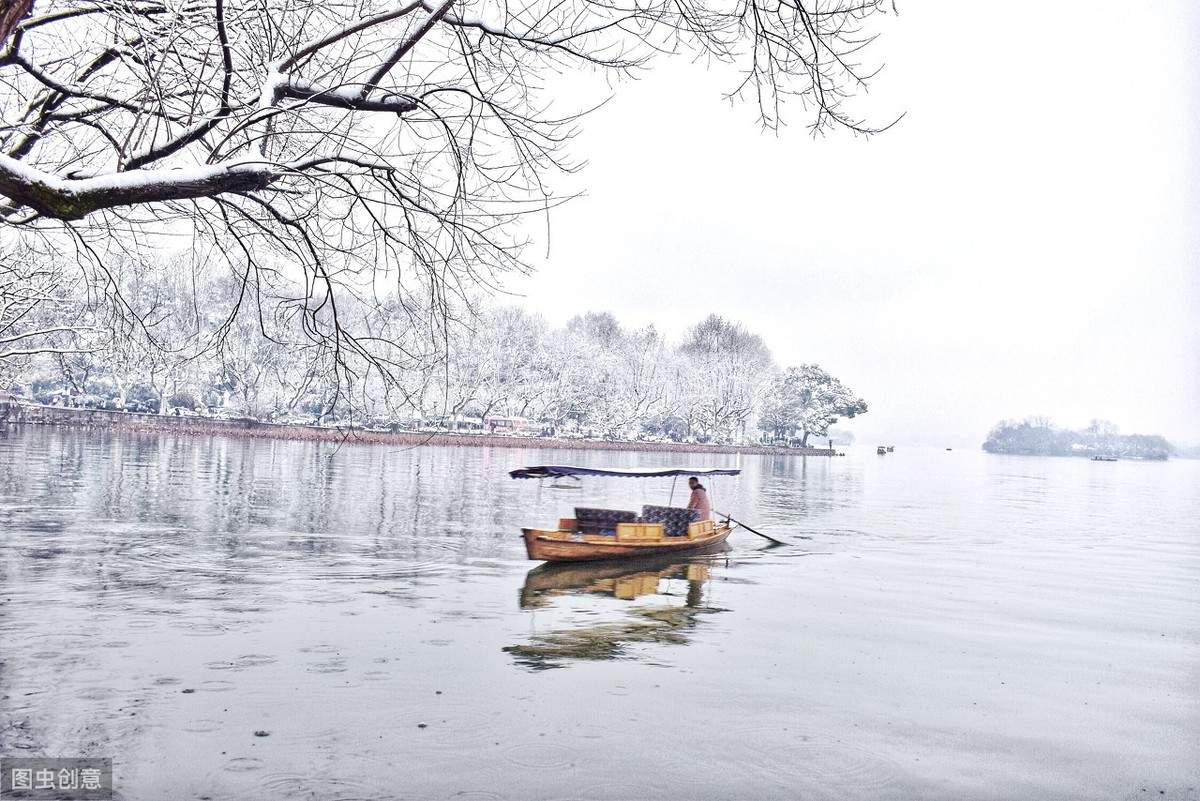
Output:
717,511,789,546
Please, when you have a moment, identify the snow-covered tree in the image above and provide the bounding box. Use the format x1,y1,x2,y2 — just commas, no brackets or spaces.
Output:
0,241,92,371
676,314,775,440
0,0,896,395
439,304,550,423
206,273,297,418
536,327,596,430
586,318,669,435
1083,418,1120,453
758,363,867,446
121,254,214,413
613,324,670,430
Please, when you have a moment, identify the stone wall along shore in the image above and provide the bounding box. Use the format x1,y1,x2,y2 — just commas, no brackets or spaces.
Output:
0,399,839,457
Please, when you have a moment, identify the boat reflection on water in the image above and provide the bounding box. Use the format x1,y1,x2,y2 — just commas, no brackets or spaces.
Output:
505,545,730,670
517,546,730,609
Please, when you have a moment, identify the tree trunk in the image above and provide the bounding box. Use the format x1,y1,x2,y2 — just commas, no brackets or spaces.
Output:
0,0,33,45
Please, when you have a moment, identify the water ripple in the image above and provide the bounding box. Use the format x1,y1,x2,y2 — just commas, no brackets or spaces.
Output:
501,742,578,770
258,773,376,798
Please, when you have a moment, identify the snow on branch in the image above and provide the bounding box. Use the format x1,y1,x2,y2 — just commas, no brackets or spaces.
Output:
0,155,276,220
275,79,419,113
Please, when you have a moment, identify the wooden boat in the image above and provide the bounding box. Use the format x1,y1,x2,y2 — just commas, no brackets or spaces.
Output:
1092,455,1118,462
510,465,741,562
520,521,734,562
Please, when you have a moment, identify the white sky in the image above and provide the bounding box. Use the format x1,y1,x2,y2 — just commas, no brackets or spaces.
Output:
503,1,1200,448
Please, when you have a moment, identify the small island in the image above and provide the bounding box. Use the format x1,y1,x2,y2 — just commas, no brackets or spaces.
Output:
982,417,1171,460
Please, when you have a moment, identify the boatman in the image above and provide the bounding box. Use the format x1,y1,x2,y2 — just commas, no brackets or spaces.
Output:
686,476,712,521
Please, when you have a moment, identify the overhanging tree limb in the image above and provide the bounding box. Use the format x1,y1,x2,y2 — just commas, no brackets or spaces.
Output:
0,155,276,219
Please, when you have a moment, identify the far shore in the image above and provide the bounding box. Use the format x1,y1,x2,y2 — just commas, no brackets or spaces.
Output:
0,399,840,457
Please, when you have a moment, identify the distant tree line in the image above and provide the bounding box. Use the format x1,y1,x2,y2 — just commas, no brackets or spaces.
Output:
983,417,1172,460
0,249,867,444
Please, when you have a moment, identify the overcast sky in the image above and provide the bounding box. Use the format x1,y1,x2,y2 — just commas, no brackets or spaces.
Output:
502,1,1199,448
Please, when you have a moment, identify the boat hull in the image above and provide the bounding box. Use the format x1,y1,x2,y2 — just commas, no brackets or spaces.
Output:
522,524,733,562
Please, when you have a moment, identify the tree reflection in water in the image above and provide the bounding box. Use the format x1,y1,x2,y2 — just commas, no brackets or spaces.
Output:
505,549,729,670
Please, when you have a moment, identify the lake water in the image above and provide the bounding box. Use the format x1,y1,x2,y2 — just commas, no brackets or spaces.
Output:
1,427,1197,800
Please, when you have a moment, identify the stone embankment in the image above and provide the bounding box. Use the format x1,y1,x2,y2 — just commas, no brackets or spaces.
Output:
0,398,839,457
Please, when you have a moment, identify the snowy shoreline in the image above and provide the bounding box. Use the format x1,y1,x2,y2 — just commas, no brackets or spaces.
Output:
1,400,839,457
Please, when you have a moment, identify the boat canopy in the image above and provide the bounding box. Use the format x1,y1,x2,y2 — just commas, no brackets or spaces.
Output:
509,465,741,480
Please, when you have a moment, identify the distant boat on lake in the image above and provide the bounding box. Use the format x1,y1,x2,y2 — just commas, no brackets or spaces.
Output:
1092,456,1119,462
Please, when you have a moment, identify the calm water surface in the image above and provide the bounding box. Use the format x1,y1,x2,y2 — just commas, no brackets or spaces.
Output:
1,427,1197,800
